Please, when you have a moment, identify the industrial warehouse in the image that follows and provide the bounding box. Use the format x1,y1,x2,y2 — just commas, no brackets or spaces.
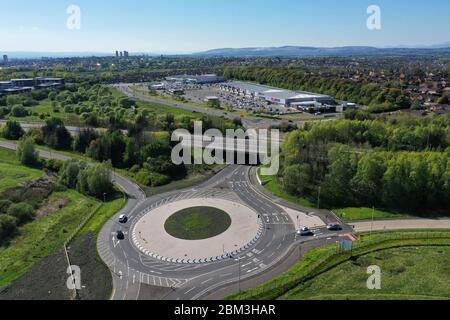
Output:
219,81,334,108
149,74,355,114
0,77,65,94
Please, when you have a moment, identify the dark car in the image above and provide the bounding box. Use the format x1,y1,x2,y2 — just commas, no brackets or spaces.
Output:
327,224,343,231
297,227,314,237
116,231,125,240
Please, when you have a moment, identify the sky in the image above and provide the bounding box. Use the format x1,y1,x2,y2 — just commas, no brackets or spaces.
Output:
0,0,449,53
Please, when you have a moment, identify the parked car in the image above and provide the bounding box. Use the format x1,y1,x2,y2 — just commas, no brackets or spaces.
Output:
327,224,342,231
119,214,128,224
297,227,314,237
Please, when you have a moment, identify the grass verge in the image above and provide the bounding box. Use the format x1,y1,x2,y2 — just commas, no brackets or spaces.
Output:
226,230,450,300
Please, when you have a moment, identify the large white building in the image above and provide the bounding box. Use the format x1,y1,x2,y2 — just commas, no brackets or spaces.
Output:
166,74,225,85
220,81,334,107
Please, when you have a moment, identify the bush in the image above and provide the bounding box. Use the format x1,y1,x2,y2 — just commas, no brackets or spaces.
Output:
135,169,152,186
1,120,25,140
22,99,39,107
42,158,64,173
7,203,34,225
0,214,18,242
149,172,170,187
0,200,13,214
11,105,29,117
17,137,39,167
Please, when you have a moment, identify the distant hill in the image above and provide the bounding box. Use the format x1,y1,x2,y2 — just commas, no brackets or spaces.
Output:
195,45,450,57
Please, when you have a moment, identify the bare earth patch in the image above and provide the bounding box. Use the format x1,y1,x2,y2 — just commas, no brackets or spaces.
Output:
35,197,70,219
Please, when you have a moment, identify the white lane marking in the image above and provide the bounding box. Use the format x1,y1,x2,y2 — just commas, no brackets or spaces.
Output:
201,278,213,285
184,287,196,295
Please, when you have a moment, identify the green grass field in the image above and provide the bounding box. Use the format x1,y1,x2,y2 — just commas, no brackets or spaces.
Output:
0,149,44,192
334,207,411,221
7,99,81,124
0,189,98,288
164,206,232,240
227,230,450,300
282,246,450,300
0,147,124,289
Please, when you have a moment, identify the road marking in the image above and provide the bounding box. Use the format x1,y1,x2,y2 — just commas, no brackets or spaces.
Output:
184,287,196,295
201,278,213,285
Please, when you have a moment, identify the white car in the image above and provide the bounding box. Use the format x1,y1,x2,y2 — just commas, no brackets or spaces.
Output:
119,214,128,224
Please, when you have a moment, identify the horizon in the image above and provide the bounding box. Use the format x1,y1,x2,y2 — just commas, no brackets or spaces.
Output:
1,0,450,53
3,43,450,59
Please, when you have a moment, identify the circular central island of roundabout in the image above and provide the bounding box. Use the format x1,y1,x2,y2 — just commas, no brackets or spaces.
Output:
132,198,263,264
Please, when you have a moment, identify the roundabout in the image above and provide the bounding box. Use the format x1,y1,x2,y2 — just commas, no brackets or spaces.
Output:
132,198,263,263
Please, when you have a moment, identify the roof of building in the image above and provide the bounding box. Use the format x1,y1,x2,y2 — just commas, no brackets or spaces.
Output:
223,81,330,100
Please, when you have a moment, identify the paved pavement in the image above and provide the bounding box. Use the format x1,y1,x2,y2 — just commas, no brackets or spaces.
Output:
352,218,450,232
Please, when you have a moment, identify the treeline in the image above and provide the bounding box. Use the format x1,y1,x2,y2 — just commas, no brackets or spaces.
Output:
280,114,450,211
1,114,241,188
222,66,412,112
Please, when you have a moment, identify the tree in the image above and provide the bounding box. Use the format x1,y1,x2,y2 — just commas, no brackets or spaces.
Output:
350,152,387,206
42,118,73,150
322,145,359,207
59,160,86,189
282,164,312,196
0,214,18,242
1,120,25,140
17,137,39,167
73,128,98,154
77,163,114,199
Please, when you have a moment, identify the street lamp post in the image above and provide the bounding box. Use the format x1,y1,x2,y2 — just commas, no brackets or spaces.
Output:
370,206,375,238
317,186,321,210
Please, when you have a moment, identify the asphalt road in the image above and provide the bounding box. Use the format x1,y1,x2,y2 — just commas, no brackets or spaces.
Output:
96,164,354,300
3,140,448,300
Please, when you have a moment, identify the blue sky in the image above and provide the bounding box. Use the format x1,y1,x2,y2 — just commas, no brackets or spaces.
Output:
0,0,449,53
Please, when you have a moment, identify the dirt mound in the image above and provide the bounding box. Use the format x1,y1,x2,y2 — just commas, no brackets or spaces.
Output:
2,177,54,204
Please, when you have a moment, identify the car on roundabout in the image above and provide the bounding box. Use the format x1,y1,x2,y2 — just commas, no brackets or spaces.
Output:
119,214,128,224
116,230,125,240
297,227,314,237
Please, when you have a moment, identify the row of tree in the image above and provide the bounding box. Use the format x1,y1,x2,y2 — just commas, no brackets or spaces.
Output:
222,66,412,112
279,115,450,211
